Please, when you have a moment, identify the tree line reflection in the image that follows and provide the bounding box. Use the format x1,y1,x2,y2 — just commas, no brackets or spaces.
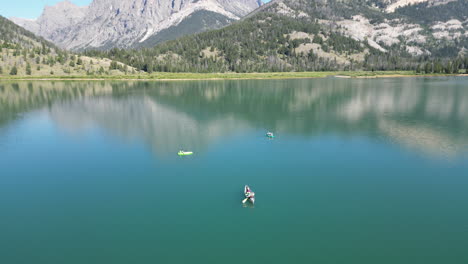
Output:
1,78,467,157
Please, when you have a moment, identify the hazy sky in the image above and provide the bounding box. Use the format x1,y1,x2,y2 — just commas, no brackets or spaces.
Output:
0,0,91,19
1,0,271,19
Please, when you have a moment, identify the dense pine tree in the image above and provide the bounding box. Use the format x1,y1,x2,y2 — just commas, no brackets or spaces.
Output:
26,63,31,75
10,65,18,75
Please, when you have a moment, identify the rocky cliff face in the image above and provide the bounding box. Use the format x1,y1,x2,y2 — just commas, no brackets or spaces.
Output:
92,0,466,73
375,0,457,12
10,0,262,50
259,0,467,56
11,1,87,44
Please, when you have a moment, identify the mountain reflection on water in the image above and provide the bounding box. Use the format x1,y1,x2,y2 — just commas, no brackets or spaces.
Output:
0,78,467,158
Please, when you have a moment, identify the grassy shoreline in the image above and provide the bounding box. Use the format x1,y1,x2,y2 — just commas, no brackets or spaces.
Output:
0,71,466,81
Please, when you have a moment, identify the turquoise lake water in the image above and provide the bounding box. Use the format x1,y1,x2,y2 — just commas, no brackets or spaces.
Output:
0,78,467,263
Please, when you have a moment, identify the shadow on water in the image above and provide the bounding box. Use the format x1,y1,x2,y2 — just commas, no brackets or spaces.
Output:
0,77,467,158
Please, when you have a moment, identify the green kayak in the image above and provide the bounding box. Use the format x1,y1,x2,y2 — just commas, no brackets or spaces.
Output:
178,151,193,156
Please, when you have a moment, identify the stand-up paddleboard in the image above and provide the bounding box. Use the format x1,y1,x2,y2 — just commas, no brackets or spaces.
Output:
243,185,255,204
178,151,193,156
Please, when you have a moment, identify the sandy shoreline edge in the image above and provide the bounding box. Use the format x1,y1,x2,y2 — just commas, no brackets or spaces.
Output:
0,73,466,81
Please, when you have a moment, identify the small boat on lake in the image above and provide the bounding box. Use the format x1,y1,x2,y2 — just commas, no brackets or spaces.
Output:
243,185,255,204
266,132,274,138
178,150,193,156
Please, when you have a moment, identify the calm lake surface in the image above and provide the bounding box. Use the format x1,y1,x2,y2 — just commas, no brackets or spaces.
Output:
1,78,468,264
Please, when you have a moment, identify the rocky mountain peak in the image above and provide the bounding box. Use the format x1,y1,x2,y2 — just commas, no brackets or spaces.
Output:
45,0,79,10
10,0,262,50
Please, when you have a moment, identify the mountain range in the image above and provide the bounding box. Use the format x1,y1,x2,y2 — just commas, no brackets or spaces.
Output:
83,0,467,72
11,0,262,51
3,0,468,74
0,15,134,76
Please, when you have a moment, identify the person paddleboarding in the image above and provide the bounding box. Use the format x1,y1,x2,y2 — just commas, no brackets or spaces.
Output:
243,185,255,204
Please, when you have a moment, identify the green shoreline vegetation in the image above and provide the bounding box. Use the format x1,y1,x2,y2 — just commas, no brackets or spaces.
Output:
2,15,467,83
0,71,467,81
